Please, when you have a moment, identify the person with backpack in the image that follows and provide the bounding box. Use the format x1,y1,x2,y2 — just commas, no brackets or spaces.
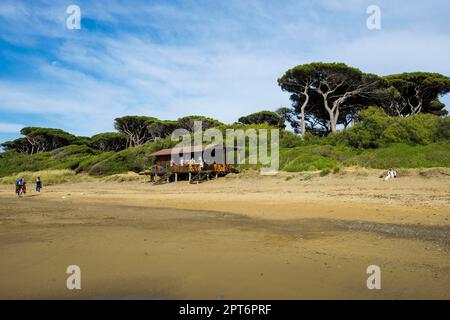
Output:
15,178,23,196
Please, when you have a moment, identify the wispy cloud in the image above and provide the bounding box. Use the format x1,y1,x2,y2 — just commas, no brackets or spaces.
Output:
0,122,25,133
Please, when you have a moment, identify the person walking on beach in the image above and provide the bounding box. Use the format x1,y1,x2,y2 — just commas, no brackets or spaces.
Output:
21,181,27,195
15,178,23,197
36,177,43,193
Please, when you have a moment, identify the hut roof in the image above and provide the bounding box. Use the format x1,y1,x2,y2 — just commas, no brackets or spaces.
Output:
150,144,223,157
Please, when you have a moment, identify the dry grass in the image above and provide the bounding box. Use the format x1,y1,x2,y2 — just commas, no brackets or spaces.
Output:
0,169,94,186
100,172,143,183
0,169,146,186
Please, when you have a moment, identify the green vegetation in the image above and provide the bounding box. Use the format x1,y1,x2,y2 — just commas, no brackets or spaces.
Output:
331,107,449,148
320,169,331,176
277,63,450,136
1,108,449,182
238,110,285,128
1,61,449,182
0,136,175,179
278,143,449,172
90,133,128,152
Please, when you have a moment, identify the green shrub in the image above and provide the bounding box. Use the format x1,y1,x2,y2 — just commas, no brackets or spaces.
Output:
330,107,448,148
381,123,410,144
353,143,450,168
50,145,97,159
282,152,338,172
75,151,115,173
280,130,304,148
310,145,333,157
436,117,450,141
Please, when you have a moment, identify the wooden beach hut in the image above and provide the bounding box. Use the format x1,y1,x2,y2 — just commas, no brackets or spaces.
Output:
145,144,236,184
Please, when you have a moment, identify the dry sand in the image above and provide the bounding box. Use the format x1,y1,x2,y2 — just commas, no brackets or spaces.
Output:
0,169,449,299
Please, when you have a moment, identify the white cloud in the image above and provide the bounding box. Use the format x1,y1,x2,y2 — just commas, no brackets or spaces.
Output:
0,36,296,136
317,31,450,75
0,122,25,133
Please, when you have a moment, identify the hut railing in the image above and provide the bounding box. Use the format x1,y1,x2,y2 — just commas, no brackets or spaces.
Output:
148,164,233,174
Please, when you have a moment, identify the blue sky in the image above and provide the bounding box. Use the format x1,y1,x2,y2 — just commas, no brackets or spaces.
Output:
1,0,450,144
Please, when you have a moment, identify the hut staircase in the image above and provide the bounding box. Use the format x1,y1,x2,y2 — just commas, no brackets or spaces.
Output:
154,172,173,185
189,171,215,184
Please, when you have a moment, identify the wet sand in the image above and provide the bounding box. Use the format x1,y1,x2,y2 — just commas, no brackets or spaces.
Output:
0,170,449,299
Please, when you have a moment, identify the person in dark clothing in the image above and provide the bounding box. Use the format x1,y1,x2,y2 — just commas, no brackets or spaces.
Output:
21,181,27,195
36,177,43,192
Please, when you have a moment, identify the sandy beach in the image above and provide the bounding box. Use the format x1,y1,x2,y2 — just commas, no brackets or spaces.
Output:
0,169,449,299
